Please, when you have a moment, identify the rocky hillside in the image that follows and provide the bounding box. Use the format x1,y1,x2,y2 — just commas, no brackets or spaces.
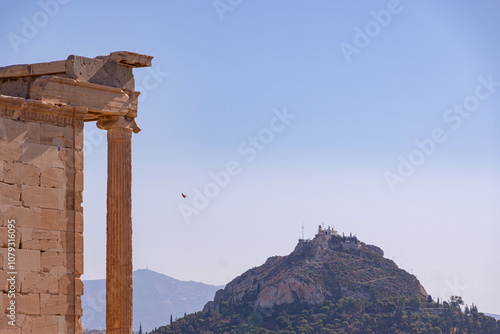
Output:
205,231,427,313
153,231,500,333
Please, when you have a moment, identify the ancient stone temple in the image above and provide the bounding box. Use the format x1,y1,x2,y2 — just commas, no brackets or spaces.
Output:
0,51,152,334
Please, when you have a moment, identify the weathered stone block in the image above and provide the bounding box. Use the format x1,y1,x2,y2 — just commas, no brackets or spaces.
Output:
22,186,64,210
59,278,74,296
66,55,135,91
0,182,21,205
15,314,30,332
0,323,21,333
40,208,63,231
0,64,30,78
0,309,21,333
97,51,153,68
75,295,83,316
63,315,83,333
32,229,59,241
64,189,83,211
53,316,67,334
40,167,65,188
66,170,83,191
74,126,83,150
41,251,64,272
0,270,9,292
75,277,83,296
40,239,62,251
0,139,22,162
54,211,84,233
60,232,83,253
30,315,59,334
2,118,40,144
75,252,83,276
0,291,7,309
38,209,84,234
40,123,74,148
15,249,41,272
64,148,84,171
20,272,58,294
1,227,10,248
74,211,84,233
17,293,41,314
22,237,61,252
31,60,67,76
19,239,40,250
57,252,83,276
3,162,40,186
18,227,33,248
0,206,41,229
49,265,72,279
21,143,65,169
30,76,131,116
0,77,30,99
40,294,77,316
0,224,21,248
22,229,61,251
0,160,4,181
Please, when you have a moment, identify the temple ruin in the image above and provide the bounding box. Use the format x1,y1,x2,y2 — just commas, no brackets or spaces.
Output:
0,51,152,333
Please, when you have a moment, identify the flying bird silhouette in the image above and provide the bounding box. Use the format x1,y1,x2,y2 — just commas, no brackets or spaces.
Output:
181,193,187,198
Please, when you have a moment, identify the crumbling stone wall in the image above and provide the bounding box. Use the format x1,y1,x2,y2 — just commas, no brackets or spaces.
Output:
0,95,84,333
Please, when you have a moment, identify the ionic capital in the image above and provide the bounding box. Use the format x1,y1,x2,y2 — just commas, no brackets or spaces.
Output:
96,116,141,137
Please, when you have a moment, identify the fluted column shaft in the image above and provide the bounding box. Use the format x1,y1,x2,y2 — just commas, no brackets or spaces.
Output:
98,116,135,334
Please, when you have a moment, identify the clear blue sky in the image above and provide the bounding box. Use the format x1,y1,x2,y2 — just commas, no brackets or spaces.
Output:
1,0,499,315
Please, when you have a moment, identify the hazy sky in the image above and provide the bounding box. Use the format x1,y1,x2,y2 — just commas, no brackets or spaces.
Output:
2,0,500,315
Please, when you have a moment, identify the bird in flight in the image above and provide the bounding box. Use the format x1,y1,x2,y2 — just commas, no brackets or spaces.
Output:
181,193,187,198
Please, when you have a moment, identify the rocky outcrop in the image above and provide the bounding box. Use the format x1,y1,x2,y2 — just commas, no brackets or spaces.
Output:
205,233,427,312
255,276,326,308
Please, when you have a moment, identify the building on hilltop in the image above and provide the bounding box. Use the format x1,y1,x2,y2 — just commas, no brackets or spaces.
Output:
342,232,361,250
317,224,338,237
315,225,361,250
302,224,361,250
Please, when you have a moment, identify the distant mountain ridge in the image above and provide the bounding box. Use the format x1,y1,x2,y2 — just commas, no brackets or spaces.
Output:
82,269,223,332
486,313,500,321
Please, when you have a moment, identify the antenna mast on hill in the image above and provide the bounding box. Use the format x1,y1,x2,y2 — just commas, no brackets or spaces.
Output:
301,223,305,239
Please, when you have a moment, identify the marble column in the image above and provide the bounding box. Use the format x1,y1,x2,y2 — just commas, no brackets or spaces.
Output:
97,116,138,334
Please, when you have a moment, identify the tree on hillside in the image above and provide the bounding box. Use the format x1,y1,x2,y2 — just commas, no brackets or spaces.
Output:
450,296,464,309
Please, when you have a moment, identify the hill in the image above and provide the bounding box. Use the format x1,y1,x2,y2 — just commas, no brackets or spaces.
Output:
152,229,500,333
82,269,223,332
204,230,426,312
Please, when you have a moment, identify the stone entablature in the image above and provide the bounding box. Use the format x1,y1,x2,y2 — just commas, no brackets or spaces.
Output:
0,51,151,124
0,51,152,334
0,94,87,128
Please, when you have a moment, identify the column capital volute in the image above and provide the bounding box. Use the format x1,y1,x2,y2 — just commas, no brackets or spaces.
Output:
96,115,141,134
